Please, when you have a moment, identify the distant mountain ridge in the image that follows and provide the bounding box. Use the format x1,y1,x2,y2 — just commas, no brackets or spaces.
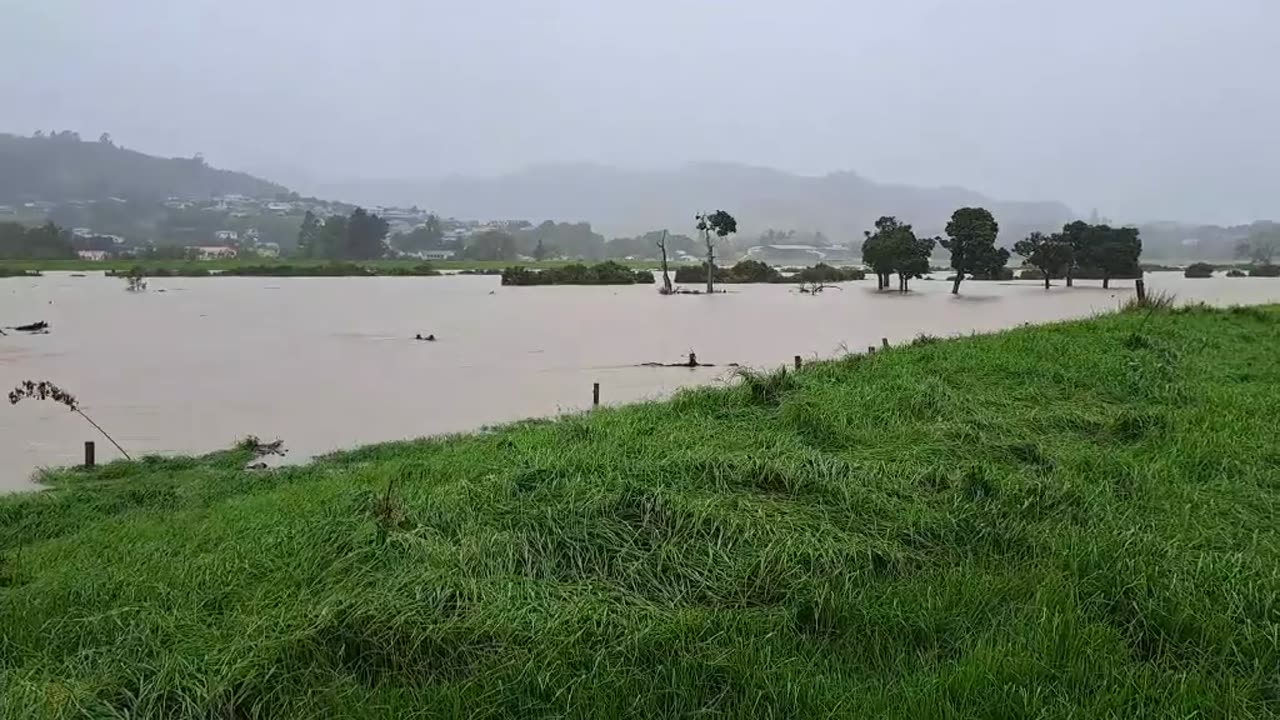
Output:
298,162,1078,241
0,133,286,203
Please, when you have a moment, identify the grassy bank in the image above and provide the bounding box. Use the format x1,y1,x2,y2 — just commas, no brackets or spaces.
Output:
2,306,1279,717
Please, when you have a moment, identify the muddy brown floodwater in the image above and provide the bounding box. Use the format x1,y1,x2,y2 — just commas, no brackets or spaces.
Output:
3,271,1278,491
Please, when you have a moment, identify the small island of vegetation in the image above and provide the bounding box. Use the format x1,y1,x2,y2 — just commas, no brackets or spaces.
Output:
501,261,655,286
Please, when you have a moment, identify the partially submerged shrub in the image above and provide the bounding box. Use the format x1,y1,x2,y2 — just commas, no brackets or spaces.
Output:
1249,264,1280,277
502,262,653,286
1183,263,1215,279
1226,269,1247,278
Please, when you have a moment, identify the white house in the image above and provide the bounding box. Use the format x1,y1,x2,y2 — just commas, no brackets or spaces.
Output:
194,246,238,260
76,250,108,261
213,230,239,242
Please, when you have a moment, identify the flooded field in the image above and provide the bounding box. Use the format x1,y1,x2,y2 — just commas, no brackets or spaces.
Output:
3,271,1278,491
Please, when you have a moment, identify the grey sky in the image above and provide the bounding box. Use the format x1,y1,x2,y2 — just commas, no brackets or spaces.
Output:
2,0,1276,224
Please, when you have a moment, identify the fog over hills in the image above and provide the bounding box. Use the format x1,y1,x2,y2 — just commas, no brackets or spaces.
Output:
295,163,1076,241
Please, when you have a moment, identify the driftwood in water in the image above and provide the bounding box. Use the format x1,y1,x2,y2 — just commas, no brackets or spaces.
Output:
414,333,437,342
640,351,738,368
10,321,49,333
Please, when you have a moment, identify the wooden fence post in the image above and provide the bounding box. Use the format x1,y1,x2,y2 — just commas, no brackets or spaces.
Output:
868,346,876,354
881,337,890,349
84,441,95,468
1135,278,1147,302
794,355,801,370
592,382,600,407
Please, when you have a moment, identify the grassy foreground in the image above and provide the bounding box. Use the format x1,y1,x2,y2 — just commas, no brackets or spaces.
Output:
2,306,1279,718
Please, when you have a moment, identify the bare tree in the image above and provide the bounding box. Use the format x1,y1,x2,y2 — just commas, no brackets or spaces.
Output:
656,229,673,294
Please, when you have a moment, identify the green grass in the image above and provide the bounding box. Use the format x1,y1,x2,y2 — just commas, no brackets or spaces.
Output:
2,306,1279,718
1,258,679,274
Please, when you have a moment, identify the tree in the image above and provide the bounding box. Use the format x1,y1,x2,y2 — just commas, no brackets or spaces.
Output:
345,208,390,260
462,230,518,261
296,211,322,258
391,214,444,254
533,238,549,261
696,210,738,293
1013,232,1073,289
1059,221,1093,287
860,217,900,290
1092,225,1142,289
0,221,76,260
656,230,673,294
1235,227,1280,266
941,207,1002,295
861,216,930,292
898,235,936,292
316,215,348,260
98,133,113,146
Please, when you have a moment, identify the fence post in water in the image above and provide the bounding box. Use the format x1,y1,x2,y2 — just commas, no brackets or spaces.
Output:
592,382,600,407
1135,278,1147,303
794,355,801,370
84,441,95,468
868,345,876,354
882,337,890,349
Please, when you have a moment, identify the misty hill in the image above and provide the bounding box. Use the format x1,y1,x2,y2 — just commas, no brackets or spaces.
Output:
303,163,1077,242
0,132,286,203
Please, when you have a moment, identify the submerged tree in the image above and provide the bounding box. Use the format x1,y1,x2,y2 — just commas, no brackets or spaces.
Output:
1013,231,1074,289
1092,225,1142,289
9,381,131,460
695,210,738,294
942,207,1005,295
656,229,673,294
861,216,931,292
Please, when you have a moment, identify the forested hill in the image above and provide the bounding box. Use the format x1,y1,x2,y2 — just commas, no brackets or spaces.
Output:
0,132,286,202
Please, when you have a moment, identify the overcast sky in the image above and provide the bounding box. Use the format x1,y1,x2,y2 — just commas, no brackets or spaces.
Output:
2,0,1276,224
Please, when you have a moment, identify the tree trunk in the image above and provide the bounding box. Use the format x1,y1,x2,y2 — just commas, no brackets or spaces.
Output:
1102,276,1110,289
1044,273,1051,290
657,231,672,294
704,234,715,294
951,272,962,295
1066,271,1074,288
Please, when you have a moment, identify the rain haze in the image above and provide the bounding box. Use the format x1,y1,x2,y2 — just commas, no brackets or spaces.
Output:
2,0,1278,225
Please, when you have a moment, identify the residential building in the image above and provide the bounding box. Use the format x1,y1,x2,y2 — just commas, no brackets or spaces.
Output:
194,246,238,260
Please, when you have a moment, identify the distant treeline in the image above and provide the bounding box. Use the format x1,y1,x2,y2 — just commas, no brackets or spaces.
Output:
105,262,441,278
672,261,865,284
0,221,75,260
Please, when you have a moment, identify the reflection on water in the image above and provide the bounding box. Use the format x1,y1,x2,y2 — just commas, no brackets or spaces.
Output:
3,271,1278,491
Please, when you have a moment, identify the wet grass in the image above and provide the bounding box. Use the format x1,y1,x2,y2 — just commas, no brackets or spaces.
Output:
2,306,1279,718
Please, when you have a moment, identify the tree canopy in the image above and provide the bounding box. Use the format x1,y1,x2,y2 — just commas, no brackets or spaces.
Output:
295,208,389,261
861,216,933,292
941,207,1007,294
696,210,738,292
461,230,519,261
1013,231,1074,289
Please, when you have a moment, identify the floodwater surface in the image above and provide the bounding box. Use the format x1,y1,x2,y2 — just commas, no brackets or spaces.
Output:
3,272,1278,491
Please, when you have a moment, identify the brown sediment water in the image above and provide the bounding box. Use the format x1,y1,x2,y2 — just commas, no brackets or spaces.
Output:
3,271,1278,492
